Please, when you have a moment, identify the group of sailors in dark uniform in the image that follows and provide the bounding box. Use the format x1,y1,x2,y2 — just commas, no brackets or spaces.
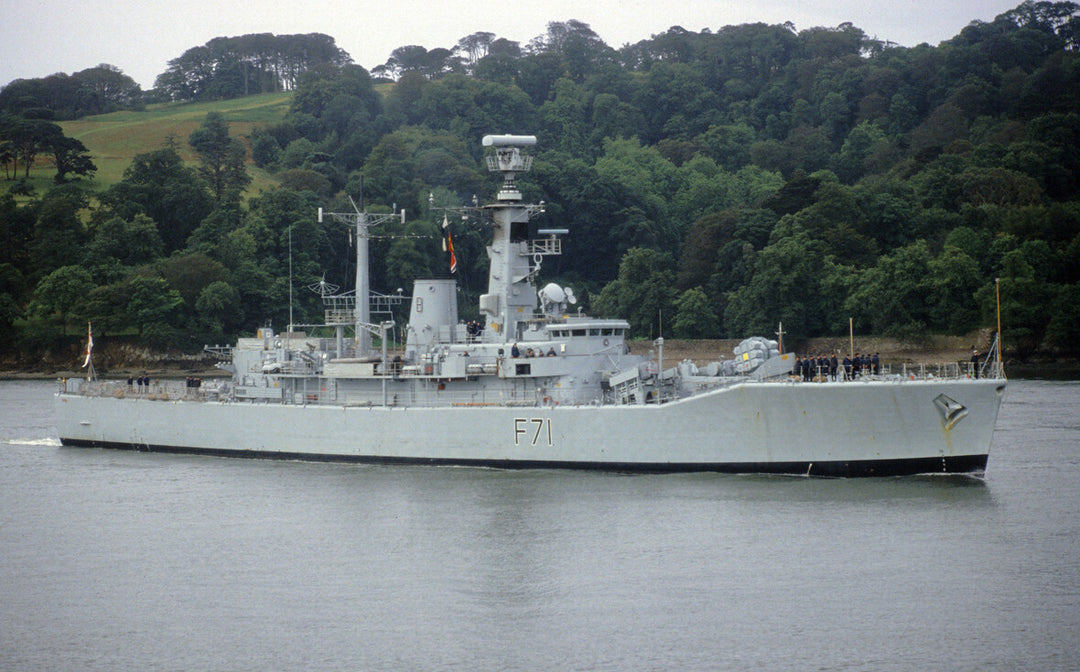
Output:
126,373,152,390
465,321,484,340
510,342,558,358
793,353,880,381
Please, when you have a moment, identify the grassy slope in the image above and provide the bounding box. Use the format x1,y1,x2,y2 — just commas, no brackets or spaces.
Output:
58,91,294,194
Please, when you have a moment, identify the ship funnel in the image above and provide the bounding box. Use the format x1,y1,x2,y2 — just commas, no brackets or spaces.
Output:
405,278,459,360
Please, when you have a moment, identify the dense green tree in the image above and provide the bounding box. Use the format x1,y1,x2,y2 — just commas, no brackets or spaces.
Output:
188,112,251,204
632,62,719,143
455,32,497,73
677,207,776,297
472,40,525,84
230,188,329,326
780,125,833,176
126,275,184,343
1046,282,1080,353
250,132,281,168
101,146,214,252
0,114,96,182
0,263,25,342
0,65,141,119
526,20,616,83
82,281,134,334
47,135,96,183
910,103,969,153
976,250,1053,358
589,93,644,144
277,169,332,198
0,192,34,269
292,64,381,119
677,212,728,291
835,122,893,183
762,170,822,216
376,45,462,80
926,245,983,333
28,265,95,333
539,79,590,155
695,123,756,171
414,75,536,145
724,223,833,339
99,146,214,253
360,127,484,217
159,253,228,312
195,280,242,341
512,51,565,105
278,137,318,170
70,64,143,111
2,116,61,178
844,241,934,336
852,178,920,250
593,137,679,234
594,247,678,337
155,33,351,101
384,223,439,292
29,183,87,280
673,161,784,227
185,202,245,262
672,287,720,338
531,152,627,283
83,214,163,272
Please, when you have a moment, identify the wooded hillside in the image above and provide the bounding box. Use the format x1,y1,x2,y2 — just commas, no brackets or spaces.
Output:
1,2,1078,360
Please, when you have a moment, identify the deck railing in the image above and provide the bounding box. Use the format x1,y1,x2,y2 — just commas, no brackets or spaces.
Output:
58,377,231,402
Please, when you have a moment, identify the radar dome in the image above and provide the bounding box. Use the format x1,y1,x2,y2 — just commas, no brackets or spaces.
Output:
540,283,566,304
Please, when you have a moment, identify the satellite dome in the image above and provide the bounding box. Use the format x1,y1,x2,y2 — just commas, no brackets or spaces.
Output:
540,283,566,304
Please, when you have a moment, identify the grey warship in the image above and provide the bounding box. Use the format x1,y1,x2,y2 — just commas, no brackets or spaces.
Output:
56,134,1006,476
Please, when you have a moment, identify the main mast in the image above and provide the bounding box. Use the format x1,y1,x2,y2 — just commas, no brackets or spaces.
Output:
478,135,549,343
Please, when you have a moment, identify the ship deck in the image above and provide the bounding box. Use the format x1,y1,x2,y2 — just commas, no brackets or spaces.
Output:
59,360,1004,408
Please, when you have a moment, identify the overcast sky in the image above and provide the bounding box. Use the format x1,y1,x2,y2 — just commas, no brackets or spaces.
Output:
4,0,1023,90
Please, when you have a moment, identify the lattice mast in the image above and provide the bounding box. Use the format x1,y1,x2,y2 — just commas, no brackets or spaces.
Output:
318,198,404,355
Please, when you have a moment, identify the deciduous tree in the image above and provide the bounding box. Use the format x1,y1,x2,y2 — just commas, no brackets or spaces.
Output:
29,264,94,333
188,112,251,204
48,135,96,183
99,146,214,253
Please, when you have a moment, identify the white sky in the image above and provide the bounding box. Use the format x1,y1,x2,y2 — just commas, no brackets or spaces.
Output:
4,0,1023,90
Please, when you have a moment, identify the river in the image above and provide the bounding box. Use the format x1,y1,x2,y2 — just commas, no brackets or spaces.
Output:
1,378,1077,671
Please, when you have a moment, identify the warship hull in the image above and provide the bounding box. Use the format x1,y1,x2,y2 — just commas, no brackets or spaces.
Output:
56,377,1004,477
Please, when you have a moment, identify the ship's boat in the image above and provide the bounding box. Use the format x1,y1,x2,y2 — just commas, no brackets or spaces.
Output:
56,134,1006,476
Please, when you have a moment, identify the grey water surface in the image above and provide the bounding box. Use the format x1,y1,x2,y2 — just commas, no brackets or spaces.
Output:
1,379,1077,671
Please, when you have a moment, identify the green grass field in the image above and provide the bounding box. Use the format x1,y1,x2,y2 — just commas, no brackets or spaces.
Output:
52,91,295,194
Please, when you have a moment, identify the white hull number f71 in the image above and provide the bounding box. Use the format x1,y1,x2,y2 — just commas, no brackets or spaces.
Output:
514,417,553,446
